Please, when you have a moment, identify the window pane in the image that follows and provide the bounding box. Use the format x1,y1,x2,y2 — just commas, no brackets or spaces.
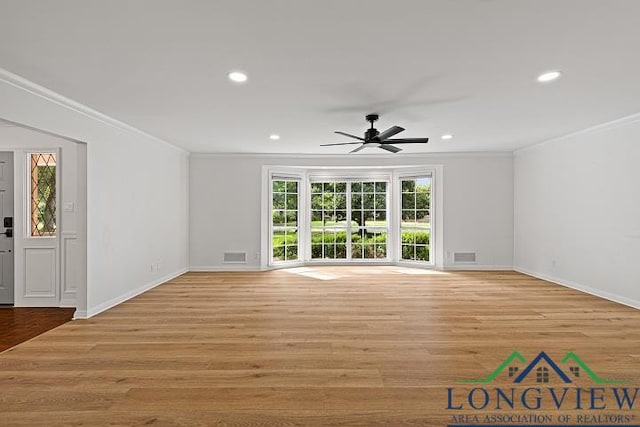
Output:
311,210,322,223
375,194,386,210
285,245,298,261
375,182,386,192
285,229,298,244
351,182,362,192
402,245,414,259
402,230,416,245
352,243,363,259
363,193,374,210
30,153,57,237
272,210,285,226
286,194,297,210
311,194,323,210
311,244,323,259
335,244,347,259
324,231,336,243
416,192,430,210
323,182,335,192
363,244,375,259
311,182,322,193
273,193,285,209
273,245,285,261
285,211,297,226
415,245,429,261
335,193,347,210
272,232,285,248
402,210,416,222
415,231,430,245
272,180,286,193
286,181,298,193
335,182,347,192
351,193,362,210
324,244,335,258
323,210,336,223
402,180,415,192
401,193,415,210
362,182,374,192
351,210,363,227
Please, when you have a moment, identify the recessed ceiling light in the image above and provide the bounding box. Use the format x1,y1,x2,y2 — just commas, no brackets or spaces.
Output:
228,71,248,83
441,134,453,140
269,134,280,141
537,70,561,83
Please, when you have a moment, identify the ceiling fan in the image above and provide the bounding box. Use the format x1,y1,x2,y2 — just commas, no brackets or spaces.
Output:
321,114,429,153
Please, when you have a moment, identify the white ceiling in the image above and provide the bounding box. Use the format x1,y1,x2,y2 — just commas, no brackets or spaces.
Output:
1,0,639,154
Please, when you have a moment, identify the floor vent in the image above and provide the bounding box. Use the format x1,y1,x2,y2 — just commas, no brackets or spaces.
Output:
453,252,477,264
223,252,247,263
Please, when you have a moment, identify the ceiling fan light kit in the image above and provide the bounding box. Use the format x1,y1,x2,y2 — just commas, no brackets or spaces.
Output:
321,114,429,153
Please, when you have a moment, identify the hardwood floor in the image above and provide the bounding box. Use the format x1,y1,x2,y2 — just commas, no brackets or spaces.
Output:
0,307,75,352
1,267,639,426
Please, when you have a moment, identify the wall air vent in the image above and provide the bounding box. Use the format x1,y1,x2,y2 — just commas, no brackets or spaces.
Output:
453,252,477,264
223,252,247,264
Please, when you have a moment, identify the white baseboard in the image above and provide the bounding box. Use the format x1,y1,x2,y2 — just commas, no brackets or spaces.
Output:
73,310,87,320
514,266,640,310
85,268,188,318
190,263,514,272
444,264,514,271
189,265,265,272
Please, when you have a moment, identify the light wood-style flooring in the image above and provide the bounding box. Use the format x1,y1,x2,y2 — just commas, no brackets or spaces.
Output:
1,267,639,426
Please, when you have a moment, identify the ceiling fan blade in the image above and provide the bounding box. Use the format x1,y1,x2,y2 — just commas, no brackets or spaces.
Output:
349,145,367,153
383,138,429,144
334,131,364,141
379,144,402,153
320,142,363,146
375,125,405,141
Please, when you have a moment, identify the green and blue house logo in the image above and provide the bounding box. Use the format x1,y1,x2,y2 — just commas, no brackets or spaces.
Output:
458,351,625,385
446,351,639,427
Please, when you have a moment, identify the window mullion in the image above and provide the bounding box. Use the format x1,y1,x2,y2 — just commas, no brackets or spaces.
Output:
346,183,352,260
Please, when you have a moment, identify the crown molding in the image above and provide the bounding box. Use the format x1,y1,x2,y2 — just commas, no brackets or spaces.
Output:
515,111,640,155
189,151,513,159
0,67,187,153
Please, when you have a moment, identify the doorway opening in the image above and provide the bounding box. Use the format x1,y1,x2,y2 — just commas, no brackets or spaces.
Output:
0,119,87,315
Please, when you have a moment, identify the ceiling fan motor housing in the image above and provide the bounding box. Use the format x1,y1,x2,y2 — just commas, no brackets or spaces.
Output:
365,128,379,141
365,114,380,141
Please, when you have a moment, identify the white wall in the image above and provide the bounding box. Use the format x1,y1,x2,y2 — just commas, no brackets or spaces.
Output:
514,116,640,307
190,154,514,270
0,124,85,308
0,69,189,317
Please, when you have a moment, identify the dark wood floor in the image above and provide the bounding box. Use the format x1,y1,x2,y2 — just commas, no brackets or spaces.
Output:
0,306,75,352
1,267,639,426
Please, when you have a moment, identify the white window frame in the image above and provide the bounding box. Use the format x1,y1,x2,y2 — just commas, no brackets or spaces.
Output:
307,175,391,263
395,172,434,266
268,172,304,266
261,165,443,269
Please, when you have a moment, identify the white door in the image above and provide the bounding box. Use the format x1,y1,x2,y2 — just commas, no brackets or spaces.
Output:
14,150,60,307
0,152,14,304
